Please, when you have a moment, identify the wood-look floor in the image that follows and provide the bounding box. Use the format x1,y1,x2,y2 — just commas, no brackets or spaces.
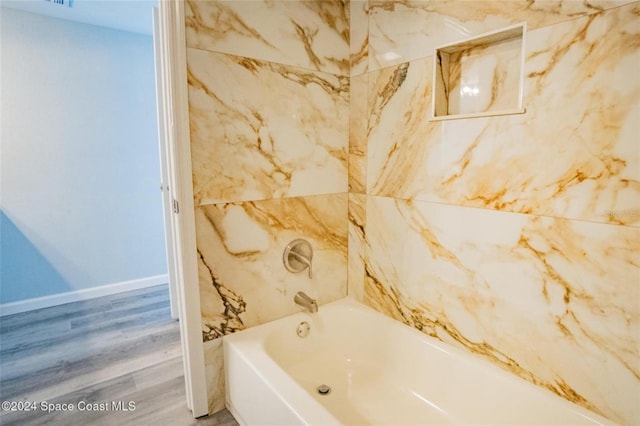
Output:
0,285,238,426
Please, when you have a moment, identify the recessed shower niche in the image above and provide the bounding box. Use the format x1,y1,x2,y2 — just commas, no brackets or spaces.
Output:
431,23,527,120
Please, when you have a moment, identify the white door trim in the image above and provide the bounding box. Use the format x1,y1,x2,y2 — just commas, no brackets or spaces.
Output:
152,8,180,321
157,0,209,418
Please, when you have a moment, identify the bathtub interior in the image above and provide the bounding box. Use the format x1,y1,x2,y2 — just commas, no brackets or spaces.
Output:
225,298,614,426
261,305,457,424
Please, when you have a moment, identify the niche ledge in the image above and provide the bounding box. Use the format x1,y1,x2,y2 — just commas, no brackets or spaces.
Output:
431,23,526,121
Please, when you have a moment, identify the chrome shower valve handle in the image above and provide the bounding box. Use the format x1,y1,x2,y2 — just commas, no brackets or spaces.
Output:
283,239,313,279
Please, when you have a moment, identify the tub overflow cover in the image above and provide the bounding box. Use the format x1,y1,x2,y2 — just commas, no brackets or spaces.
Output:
317,384,331,395
296,321,310,338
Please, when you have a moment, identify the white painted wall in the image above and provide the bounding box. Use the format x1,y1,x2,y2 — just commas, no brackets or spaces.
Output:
0,7,167,304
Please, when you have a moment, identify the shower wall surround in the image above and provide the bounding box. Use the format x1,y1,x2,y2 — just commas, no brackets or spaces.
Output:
349,1,639,425
187,49,349,204
183,0,639,422
184,0,350,413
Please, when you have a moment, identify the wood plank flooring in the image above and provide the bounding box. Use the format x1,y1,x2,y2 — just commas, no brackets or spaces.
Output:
0,285,238,426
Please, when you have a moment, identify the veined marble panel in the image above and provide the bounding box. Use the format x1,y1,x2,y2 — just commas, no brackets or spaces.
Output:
350,0,369,76
367,4,640,226
369,0,637,70
367,57,441,198
203,338,225,415
187,48,349,205
348,193,366,302
196,193,348,341
185,0,349,76
364,195,640,425
349,73,368,193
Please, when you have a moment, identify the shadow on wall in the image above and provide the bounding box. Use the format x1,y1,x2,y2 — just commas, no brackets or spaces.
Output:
0,210,72,304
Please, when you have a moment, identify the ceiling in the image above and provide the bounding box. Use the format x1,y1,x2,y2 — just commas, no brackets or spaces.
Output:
1,0,157,35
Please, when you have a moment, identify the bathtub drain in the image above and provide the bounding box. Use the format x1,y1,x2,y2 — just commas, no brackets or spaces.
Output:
316,384,331,395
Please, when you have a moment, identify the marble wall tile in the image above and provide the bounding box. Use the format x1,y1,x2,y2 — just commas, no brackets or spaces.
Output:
349,73,368,193
367,3,640,226
367,56,441,198
368,0,637,71
350,0,369,76
196,193,348,340
363,195,640,424
203,338,225,415
348,193,366,302
185,0,350,76
187,48,349,205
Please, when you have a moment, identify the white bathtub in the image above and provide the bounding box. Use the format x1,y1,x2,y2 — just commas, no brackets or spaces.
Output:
223,298,613,425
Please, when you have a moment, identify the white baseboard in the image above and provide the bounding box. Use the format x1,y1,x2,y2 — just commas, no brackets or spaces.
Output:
0,274,169,317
